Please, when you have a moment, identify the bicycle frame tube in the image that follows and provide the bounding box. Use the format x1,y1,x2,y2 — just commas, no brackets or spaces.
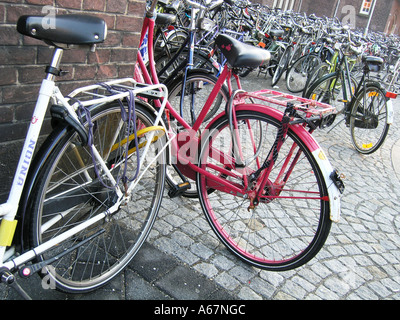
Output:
0,79,55,222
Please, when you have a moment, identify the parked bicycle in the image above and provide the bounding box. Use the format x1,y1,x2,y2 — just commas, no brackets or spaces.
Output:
304,33,397,154
135,0,345,272
0,14,169,298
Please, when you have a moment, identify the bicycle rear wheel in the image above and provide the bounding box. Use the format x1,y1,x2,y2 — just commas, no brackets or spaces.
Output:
349,84,390,154
197,110,332,271
28,100,166,293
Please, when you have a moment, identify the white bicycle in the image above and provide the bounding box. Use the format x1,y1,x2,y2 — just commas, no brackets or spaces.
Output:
0,14,168,298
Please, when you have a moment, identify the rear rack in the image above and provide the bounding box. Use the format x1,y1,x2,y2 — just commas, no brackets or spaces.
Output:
65,78,167,108
236,89,336,117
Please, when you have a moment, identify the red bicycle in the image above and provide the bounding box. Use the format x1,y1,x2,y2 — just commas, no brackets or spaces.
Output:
135,0,345,271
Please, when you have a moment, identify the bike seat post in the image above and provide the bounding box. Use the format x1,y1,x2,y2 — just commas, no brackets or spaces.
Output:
45,47,64,81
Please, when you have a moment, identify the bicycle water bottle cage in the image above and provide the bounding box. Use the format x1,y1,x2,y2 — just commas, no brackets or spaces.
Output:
50,105,88,146
17,14,107,48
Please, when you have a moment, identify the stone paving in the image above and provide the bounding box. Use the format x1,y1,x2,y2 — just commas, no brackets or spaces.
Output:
147,73,400,300
2,73,400,300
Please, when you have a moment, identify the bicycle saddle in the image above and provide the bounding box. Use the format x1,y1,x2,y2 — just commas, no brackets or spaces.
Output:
155,13,176,26
269,29,284,38
362,56,384,65
17,14,107,47
215,34,270,69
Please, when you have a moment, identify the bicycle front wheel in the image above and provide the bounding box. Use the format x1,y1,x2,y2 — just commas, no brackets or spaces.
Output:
197,110,332,271
305,72,357,115
28,100,166,293
286,54,321,93
272,45,293,87
349,84,390,154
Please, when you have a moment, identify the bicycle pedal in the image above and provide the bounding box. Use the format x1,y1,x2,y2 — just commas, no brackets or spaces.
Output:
168,182,191,198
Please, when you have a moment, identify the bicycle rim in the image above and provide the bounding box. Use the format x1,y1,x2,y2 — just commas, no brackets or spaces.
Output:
349,85,390,154
197,110,331,271
29,101,166,293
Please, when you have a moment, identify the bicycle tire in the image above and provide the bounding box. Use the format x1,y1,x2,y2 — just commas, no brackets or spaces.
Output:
286,54,321,93
271,45,293,87
28,100,166,293
197,109,332,271
165,70,229,198
302,62,330,96
349,83,390,154
155,47,218,84
304,72,357,115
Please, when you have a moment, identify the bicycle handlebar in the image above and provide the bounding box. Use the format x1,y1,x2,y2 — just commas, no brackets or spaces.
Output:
184,0,224,11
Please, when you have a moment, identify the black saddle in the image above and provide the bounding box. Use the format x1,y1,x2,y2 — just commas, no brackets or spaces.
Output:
269,29,284,38
17,14,107,47
155,13,176,26
362,55,384,66
215,34,270,69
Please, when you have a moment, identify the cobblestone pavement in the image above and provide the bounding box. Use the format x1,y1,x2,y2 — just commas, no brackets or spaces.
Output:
2,72,400,300
148,73,400,300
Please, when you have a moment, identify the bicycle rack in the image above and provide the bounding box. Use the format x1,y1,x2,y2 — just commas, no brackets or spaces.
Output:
235,89,336,118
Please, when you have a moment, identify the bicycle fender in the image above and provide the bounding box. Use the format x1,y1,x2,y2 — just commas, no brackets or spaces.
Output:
387,99,394,124
312,148,342,223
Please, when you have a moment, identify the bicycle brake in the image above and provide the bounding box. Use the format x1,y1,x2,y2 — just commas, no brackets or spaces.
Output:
50,104,88,146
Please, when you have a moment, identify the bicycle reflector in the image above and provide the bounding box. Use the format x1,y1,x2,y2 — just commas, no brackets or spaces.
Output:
386,91,398,99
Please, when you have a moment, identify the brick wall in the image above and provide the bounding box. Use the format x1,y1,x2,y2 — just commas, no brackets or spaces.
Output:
0,0,146,201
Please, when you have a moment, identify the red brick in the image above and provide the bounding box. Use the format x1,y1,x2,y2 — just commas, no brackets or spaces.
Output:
73,65,97,80
117,63,135,78
55,0,82,9
110,48,135,63
128,1,146,16
0,105,14,123
26,0,53,5
88,48,111,64
115,15,141,32
106,0,127,13
97,64,118,78
0,5,5,23
6,5,41,23
122,32,141,47
82,0,106,11
0,25,20,45
18,66,45,84
0,67,17,86
2,83,40,104
0,46,36,65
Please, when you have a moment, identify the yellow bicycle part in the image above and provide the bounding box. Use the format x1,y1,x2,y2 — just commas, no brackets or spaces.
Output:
110,125,165,156
0,219,18,247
